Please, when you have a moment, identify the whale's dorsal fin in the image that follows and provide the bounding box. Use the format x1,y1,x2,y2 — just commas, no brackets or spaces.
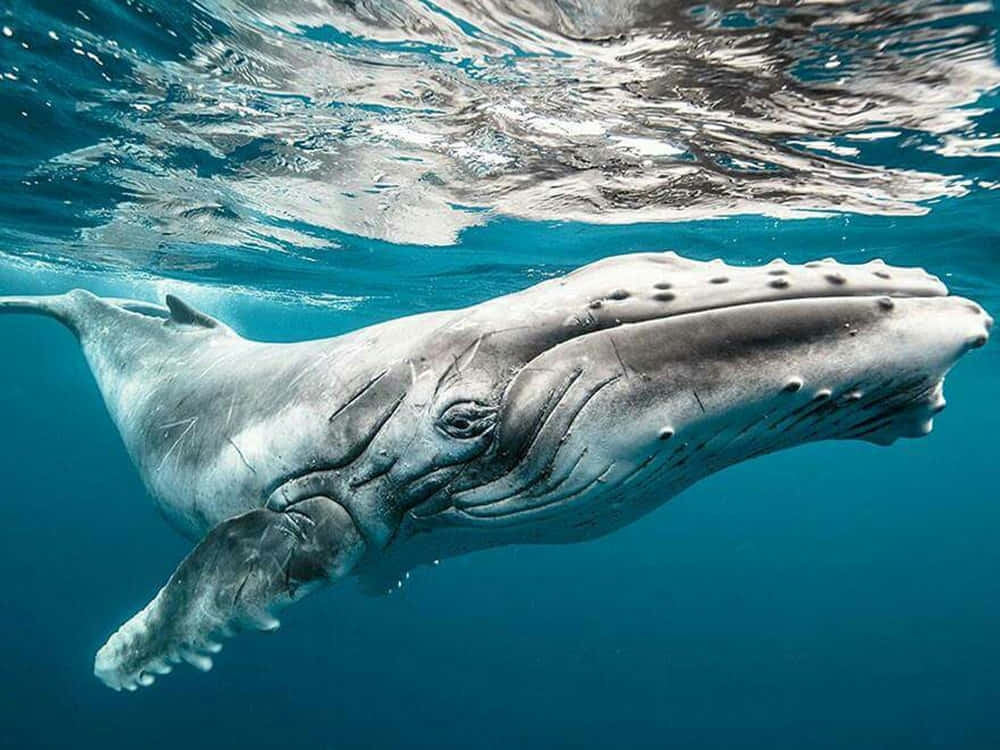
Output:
165,294,219,329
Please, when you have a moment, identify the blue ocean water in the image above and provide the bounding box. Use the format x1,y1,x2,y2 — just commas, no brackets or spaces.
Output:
1,1,999,748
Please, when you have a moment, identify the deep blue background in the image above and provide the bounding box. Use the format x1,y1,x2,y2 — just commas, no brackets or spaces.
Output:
0,203,997,749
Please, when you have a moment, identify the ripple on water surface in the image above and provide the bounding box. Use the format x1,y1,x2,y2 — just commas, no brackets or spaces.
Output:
0,1,998,276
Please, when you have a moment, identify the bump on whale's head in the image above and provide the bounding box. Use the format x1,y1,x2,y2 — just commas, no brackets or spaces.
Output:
272,253,991,545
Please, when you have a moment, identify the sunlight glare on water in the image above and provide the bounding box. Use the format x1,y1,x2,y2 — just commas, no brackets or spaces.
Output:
0,1,998,264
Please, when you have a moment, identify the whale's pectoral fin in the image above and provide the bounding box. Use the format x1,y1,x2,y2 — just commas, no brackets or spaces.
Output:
93,497,365,691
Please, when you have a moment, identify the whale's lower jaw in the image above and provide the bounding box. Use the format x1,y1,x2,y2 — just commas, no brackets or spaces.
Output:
360,370,969,596
418,372,947,533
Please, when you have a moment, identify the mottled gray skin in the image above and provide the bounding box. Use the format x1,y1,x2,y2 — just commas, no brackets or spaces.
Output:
0,252,992,691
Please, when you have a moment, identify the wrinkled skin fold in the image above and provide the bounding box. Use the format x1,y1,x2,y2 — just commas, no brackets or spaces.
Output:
0,252,992,690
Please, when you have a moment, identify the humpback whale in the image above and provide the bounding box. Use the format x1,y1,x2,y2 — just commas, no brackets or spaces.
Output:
0,252,991,691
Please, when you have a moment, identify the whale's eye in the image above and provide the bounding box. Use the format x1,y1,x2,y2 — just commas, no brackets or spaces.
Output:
438,401,497,440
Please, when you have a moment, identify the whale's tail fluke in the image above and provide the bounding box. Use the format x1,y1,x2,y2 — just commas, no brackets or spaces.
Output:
0,293,78,328
0,290,152,335
0,290,235,454
0,289,220,337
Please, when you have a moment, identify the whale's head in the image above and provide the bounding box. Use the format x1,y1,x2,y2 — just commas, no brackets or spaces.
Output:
265,252,991,560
